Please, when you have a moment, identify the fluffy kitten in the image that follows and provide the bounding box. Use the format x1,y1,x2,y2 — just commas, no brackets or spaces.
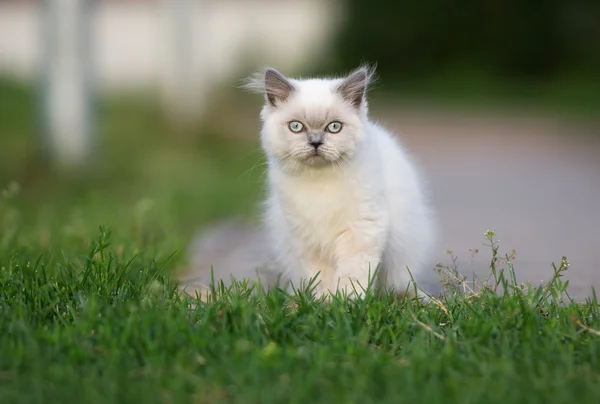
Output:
245,65,436,298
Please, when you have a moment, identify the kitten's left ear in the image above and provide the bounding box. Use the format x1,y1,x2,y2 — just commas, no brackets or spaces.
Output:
264,68,295,107
337,66,373,108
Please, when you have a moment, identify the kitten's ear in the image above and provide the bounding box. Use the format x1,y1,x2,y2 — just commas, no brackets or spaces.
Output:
264,68,295,107
337,66,373,108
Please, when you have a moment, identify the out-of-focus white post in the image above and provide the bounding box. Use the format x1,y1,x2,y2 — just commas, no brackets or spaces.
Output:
160,0,206,130
41,0,93,167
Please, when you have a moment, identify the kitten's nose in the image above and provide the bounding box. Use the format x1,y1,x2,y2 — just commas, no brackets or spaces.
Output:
310,140,323,149
308,133,324,149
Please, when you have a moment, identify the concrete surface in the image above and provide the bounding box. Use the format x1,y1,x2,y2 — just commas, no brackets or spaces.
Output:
383,107,600,299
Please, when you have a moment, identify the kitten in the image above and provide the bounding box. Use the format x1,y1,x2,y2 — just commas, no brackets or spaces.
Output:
244,65,436,298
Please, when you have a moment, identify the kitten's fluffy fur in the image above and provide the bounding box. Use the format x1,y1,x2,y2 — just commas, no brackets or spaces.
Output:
243,65,436,298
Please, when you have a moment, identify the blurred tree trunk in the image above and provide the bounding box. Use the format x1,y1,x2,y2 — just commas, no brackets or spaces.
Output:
159,0,209,135
41,0,93,167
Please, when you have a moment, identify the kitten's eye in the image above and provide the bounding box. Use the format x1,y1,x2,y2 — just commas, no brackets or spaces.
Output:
288,121,304,133
326,121,343,133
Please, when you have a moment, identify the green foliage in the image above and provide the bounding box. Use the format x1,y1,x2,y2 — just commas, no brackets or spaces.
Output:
0,78,266,255
335,1,600,80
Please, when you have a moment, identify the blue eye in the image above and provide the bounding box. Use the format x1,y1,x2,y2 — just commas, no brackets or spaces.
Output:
326,121,342,133
288,121,304,133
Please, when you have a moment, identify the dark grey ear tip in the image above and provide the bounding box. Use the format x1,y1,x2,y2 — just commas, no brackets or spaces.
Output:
264,67,282,78
355,70,368,80
345,66,375,85
355,66,376,80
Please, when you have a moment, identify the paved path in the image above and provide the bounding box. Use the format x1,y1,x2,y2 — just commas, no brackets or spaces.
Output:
381,106,600,299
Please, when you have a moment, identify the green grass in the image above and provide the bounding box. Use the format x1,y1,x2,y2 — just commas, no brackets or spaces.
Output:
1,222,600,403
1,77,600,403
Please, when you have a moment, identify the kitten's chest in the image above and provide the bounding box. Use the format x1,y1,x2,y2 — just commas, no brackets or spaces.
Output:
279,176,359,238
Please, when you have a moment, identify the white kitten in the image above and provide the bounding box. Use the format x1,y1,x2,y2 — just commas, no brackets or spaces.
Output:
246,65,436,298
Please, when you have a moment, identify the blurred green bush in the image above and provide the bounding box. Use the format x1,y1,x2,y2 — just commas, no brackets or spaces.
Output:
335,0,600,81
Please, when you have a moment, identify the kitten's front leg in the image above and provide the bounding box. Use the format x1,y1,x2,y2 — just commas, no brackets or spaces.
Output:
303,255,333,298
282,253,329,297
333,223,387,298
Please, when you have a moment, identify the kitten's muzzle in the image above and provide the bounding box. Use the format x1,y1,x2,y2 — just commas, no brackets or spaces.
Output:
308,132,324,150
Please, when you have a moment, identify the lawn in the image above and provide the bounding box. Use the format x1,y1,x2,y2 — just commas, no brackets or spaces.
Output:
1,77,600,403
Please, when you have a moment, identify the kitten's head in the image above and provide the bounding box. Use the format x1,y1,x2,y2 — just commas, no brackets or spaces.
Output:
245,65,375,169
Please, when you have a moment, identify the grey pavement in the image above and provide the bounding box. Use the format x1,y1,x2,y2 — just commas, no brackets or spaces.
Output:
382,106,600,299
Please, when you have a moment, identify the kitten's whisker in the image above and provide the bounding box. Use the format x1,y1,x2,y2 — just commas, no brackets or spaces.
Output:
241,146,264,160
236,159,268,182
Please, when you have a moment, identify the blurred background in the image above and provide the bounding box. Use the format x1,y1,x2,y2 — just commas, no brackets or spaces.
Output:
0,0,599,298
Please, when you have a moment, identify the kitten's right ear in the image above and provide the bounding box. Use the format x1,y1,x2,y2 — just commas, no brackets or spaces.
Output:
337,65,375,109
264,68,295,107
